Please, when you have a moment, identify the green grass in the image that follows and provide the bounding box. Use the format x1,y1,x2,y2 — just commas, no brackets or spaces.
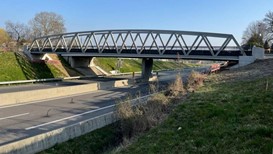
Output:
93,58,142,73
93,58,199,73
0,53,198,81
14,52,67,79
0,52,67,81
118,77,273,154
40,123,121,154
0,52,26,81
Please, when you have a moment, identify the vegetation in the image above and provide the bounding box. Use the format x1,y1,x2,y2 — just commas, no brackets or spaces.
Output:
39,61,273,153
118,76,273,154
242,11,273,49
5,21,30,46
0,28,10,51
0,52,199,81
0,52,25,81
93,58,199,73
40,123,122,154
2,11,66,51
38,71,205,154
0,52,69,81
29,12,66,37
264,40,270,49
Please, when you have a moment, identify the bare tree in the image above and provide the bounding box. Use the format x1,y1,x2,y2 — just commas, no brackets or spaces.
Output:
5,21,30,44
242,21,267,47
0,28,11,46
264,11,273,31
29,12,66,37
263,11,273,44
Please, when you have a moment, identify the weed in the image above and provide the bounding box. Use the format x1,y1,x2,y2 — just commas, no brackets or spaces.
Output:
168,73,186,97
187,70,206,92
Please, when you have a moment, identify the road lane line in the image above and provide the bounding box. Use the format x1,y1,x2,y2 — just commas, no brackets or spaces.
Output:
0,113,29,121
0,85,131,109
25,104,116,130
25,94,153,130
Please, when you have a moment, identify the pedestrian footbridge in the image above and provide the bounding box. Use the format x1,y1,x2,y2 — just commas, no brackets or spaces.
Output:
25,30,255,79
27,29,246,61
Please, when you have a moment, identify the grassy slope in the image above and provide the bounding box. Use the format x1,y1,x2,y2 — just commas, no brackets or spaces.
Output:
0,52,68,81
93,58,198,73
119,77,273,154
0,52,26,81
47,54,82,77
0,53,196,81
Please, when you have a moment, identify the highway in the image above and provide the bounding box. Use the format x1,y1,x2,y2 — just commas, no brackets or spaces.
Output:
0,67,208,146
0,76,128,94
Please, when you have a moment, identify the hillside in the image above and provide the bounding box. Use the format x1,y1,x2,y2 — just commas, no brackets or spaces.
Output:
0,52,199,82
0,52,80,81
0,52,26,81
93,57,199,73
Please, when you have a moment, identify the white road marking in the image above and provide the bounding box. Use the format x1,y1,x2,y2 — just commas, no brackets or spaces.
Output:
0,85,131,109
0,113,29,121
25,94,153,130
25,104,116,130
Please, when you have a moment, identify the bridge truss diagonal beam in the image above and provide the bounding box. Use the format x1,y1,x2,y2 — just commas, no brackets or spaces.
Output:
27,29,245,59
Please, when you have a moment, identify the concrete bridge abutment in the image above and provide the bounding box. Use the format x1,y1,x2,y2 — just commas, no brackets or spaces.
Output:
63,56,93,68
141,58,153,80
237,47,264,67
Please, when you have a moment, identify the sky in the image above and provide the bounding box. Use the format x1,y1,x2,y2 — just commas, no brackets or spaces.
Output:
0,0,272,43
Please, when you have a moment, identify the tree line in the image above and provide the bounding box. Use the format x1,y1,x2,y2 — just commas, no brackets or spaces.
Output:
0,11,65,51
242,11,273,51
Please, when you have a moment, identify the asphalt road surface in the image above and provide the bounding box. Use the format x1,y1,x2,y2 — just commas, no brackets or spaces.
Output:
0,67,208,146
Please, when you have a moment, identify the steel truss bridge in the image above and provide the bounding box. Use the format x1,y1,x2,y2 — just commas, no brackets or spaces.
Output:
27,30,246,61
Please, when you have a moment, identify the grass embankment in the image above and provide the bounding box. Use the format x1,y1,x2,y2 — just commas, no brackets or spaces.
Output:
0,52,25,81
0,52,78,81
40,124,121,154
119,77,273,153
93,58,199,73
41,70,273,154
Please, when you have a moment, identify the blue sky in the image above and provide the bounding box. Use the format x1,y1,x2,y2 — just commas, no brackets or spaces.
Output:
0,0,272,43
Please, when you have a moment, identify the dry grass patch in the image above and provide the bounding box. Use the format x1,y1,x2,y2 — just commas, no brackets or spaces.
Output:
187,70,207,92
168,73,186,97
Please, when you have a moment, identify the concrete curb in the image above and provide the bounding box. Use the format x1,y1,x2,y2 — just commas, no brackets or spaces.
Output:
0,79,132,107
0,93,155,154
0,112,118,154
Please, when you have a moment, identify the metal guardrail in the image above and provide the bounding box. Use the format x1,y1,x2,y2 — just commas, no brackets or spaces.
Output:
0,78,62,86
0,76,95,86
0,69,178,86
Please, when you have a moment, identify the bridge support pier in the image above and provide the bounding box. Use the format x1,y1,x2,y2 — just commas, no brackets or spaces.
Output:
64,56,93,68
141,58,153,80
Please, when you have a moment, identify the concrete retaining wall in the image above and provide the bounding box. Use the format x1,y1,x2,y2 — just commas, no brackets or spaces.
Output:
0,112,118,154
0,79,131,107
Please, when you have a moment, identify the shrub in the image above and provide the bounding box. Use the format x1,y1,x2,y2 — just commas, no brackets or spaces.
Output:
168,73,186,97
187,70,206,92
116,93,170,139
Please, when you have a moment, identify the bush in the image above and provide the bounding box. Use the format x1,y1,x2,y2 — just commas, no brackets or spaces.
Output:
187,70,206,92
116,93,170,139
116,98,135,138
168,73,186,97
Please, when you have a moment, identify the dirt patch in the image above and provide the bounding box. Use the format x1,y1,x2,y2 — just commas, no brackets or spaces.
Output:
216,59,273,82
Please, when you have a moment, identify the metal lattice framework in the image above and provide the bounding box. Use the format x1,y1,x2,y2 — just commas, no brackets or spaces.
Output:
28,30,245,60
